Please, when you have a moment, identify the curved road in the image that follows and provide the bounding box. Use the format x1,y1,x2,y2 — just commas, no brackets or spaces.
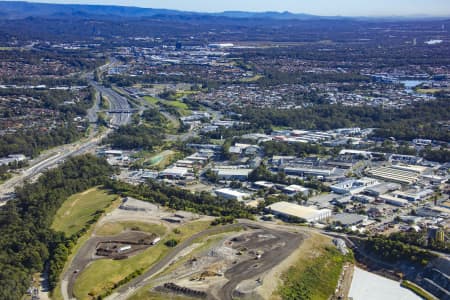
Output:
0,76,132,204
219,226,303,300
101,220,303,300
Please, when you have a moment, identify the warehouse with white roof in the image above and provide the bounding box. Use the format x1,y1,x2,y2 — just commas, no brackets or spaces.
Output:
215,188,251,201
266,201,331,223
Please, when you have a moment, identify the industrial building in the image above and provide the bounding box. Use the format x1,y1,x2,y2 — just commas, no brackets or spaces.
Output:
215,188,251,201
99,149,123,157
266,201,331,223
253,181,275,189
214,168,253,181
283,166,335,178
379,194,409,207
365,183,401,197
283,185,310,196
389,154,423,165
331,213,368,226
366,166,421,185
393,189,434,202
159,167,190,179
0,154,26,166
330,178,378,195
339,149,372,159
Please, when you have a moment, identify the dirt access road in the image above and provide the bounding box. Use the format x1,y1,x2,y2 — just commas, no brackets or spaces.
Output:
110,220,304,300
218,227,304,300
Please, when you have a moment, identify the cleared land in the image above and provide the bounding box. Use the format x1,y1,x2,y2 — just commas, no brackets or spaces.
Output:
145,150,176,168
129,291,194,300
95,221,166,237
73,221,211,300
122,222,305,300
51,188,117,236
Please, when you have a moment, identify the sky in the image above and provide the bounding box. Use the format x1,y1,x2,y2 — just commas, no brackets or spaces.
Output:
9,0,450,16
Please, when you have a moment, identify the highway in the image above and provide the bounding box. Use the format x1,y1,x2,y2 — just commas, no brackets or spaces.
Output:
89,80,132,127
0,74,132,204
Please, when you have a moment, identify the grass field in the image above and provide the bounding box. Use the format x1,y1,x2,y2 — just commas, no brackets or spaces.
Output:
95,221,167,237
274,234,352,300
73,221,212,300
241,74,263,82
416,88,443,94
143,96,159,105
128,290,194,300
164,99,189,110
143,95,188,109
51,188,118,236
143,95,190,116
51,189,121,300
144,150,176,169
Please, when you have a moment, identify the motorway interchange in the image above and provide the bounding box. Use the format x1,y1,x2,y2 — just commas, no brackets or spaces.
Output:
0,65,134,203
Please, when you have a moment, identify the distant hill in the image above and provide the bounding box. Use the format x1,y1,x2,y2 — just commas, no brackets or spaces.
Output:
0,1,183,19
213,11,322,20
0,1,446,21
0,1,332,20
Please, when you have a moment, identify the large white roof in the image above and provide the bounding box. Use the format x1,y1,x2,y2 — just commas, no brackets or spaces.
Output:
267,201,331,221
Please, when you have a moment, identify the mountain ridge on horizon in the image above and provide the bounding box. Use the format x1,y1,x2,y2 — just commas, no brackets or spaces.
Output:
0,1,449,21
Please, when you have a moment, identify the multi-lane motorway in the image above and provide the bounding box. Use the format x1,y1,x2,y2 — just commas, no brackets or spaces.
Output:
0,77,132,204
89,80,132,127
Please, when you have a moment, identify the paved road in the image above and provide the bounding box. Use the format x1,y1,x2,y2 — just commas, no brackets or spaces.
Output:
0,133,107,203
0,73,131,204
89,81,132,127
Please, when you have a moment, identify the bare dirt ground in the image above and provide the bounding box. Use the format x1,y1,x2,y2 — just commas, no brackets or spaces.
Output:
62,197,210,300
65,231,159,298
129,223,306,300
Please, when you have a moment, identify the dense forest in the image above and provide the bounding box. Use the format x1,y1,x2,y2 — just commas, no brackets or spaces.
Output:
236,97,450,142
261,140,334,157
0,125,84,157
0,155,114,299
390,231,449,254
365,236,436,266
103,124,165,150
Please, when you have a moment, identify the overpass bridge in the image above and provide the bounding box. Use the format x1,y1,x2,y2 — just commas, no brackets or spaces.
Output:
104,109,139,113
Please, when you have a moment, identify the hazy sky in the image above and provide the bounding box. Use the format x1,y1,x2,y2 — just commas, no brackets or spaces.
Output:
12,0,450,16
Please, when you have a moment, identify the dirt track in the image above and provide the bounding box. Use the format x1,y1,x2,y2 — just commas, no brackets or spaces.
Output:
64,232,155,299
109,220,305,300
219,228,304,300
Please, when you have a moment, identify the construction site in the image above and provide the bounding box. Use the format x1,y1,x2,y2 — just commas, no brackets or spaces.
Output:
138,226,305,300
62,197,350,300
95,232,160,259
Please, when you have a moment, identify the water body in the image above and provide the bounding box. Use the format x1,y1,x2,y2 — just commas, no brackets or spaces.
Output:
349,267,421,300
